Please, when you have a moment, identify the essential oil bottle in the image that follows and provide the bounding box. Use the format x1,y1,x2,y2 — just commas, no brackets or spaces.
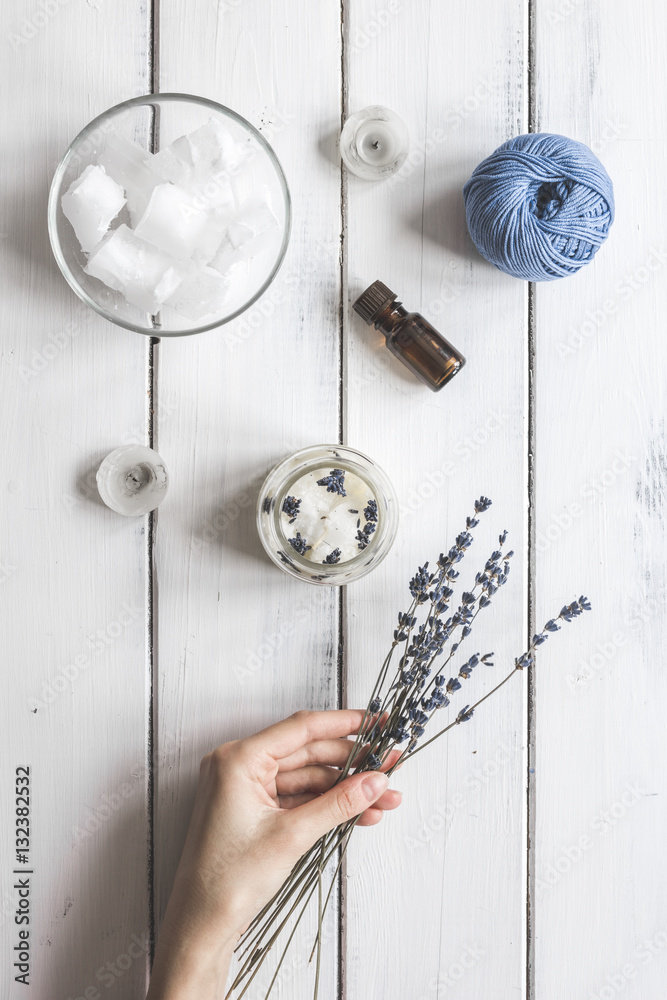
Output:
353,280,466,391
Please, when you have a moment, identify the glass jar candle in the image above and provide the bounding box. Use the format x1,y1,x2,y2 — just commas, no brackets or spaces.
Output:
257,445,399,585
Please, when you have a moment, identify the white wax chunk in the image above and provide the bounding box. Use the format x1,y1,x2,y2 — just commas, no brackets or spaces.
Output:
207,233,241,274
61,164,126,252
97,134,160,225
148,135,194,186
152,129,237,213
191,206,237,266
191,224,226,266
280,468,378,565
227,199,278,249
308,503,364,563
226,161,256,209
85,224,186,314
134,183,210,259
185,118,249,175
194,171,236,214
165,266,231,320
219,259,251,309
282,488,330,552
184,180,237,268
208,197,278,273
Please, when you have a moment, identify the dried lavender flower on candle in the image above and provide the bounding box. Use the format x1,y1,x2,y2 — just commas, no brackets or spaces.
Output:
316,468,347,496
281,495,301,523
288,532,311,555
356,522,376,550
364,499,378,522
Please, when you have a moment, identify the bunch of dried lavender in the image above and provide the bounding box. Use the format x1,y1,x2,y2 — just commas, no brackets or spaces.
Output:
225,497,590,1000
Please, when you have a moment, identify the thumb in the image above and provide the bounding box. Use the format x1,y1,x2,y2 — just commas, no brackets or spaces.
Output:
287,771,389,851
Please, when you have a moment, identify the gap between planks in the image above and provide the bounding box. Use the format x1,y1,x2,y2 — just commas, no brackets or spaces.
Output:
146,0,161,972
337,3,350,998
526,0,537,997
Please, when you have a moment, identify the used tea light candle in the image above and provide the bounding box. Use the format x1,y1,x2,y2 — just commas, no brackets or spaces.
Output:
257,445,398,584
340,106,409,180
97,445,169,516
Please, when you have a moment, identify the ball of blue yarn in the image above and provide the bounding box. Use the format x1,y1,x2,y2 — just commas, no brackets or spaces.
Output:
463,133,614,281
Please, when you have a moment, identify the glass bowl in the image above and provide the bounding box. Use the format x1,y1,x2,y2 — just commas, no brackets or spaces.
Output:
257,445,399,586
48,94,291,336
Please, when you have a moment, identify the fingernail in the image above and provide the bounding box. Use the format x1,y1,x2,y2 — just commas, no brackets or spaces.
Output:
361,773,388,800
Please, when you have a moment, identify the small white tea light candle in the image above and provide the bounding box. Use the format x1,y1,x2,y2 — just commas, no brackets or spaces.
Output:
340,106,409,180
97,444,169,516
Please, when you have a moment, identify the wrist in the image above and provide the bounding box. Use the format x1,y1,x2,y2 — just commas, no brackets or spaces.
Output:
146,909,240,1000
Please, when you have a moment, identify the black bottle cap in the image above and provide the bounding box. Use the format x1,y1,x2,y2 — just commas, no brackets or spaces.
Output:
352,280,396,326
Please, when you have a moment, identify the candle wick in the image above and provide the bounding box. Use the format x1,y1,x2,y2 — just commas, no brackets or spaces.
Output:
371,140,380,149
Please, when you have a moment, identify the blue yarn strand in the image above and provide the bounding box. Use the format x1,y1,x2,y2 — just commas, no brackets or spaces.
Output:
463,133,615,281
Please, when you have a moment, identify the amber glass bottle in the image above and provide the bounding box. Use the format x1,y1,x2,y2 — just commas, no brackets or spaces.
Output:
353,280,466,391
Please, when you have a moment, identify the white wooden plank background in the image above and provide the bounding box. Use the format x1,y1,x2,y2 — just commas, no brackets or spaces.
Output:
0,3,152,1000
343,2,528,998
1,2,665,999
532,2,667,998
154,2,344,996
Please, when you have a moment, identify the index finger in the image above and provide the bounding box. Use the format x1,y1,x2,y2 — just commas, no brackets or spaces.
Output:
243,709,367,760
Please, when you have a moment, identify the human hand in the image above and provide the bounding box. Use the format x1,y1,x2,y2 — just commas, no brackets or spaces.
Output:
146,709,402,1000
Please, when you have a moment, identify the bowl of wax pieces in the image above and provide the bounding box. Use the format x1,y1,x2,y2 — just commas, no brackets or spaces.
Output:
48,94,291,335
